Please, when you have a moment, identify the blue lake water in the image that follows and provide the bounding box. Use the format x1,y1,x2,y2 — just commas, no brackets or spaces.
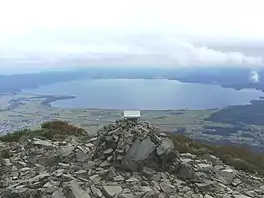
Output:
22,79,264,110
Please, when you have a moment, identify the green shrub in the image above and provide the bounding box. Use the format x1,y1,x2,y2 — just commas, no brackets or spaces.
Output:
0,120,89,142
0,129,32,142
41,120,87,137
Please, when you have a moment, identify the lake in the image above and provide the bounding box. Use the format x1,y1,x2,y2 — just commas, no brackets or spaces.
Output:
23,79,264,110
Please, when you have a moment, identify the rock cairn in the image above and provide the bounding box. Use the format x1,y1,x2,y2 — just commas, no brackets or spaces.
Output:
0,119,264,198
92,120,179,172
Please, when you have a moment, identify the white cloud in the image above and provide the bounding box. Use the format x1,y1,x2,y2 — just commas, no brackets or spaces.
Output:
0,0,264,70
1,33,262,69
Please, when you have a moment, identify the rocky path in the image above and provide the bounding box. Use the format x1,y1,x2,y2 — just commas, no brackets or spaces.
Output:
1,119,264,198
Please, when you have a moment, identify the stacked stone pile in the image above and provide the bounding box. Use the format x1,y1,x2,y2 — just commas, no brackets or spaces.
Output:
0,119,264,198
91,120,179,172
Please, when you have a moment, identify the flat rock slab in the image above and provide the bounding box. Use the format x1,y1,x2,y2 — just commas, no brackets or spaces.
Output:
121,137,156,171
63,180,91,198
156,138,174,156
33,139,53,147
102,185,122,197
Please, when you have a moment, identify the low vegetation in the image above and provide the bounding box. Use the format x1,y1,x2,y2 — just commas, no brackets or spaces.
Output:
0,120,89,142
167,132,264,176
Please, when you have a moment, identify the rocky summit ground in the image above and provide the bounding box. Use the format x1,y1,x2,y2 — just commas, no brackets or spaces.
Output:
1,119,264,198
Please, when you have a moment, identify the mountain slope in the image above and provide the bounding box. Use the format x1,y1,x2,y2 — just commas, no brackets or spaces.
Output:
1,119,264,198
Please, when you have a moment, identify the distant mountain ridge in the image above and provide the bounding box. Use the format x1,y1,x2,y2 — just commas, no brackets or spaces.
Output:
0,67,263,96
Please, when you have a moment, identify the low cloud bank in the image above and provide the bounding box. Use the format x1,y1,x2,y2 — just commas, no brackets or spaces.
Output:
0,34,263,69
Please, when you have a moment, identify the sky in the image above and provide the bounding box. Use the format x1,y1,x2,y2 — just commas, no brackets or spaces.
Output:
0,0,264,72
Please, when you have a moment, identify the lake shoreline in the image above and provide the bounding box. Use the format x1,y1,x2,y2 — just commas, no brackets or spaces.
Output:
2,91,264,153
40,95,76,107
27,79,263,110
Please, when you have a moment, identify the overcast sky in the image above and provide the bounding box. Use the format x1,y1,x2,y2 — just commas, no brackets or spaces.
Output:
0,0,264,72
